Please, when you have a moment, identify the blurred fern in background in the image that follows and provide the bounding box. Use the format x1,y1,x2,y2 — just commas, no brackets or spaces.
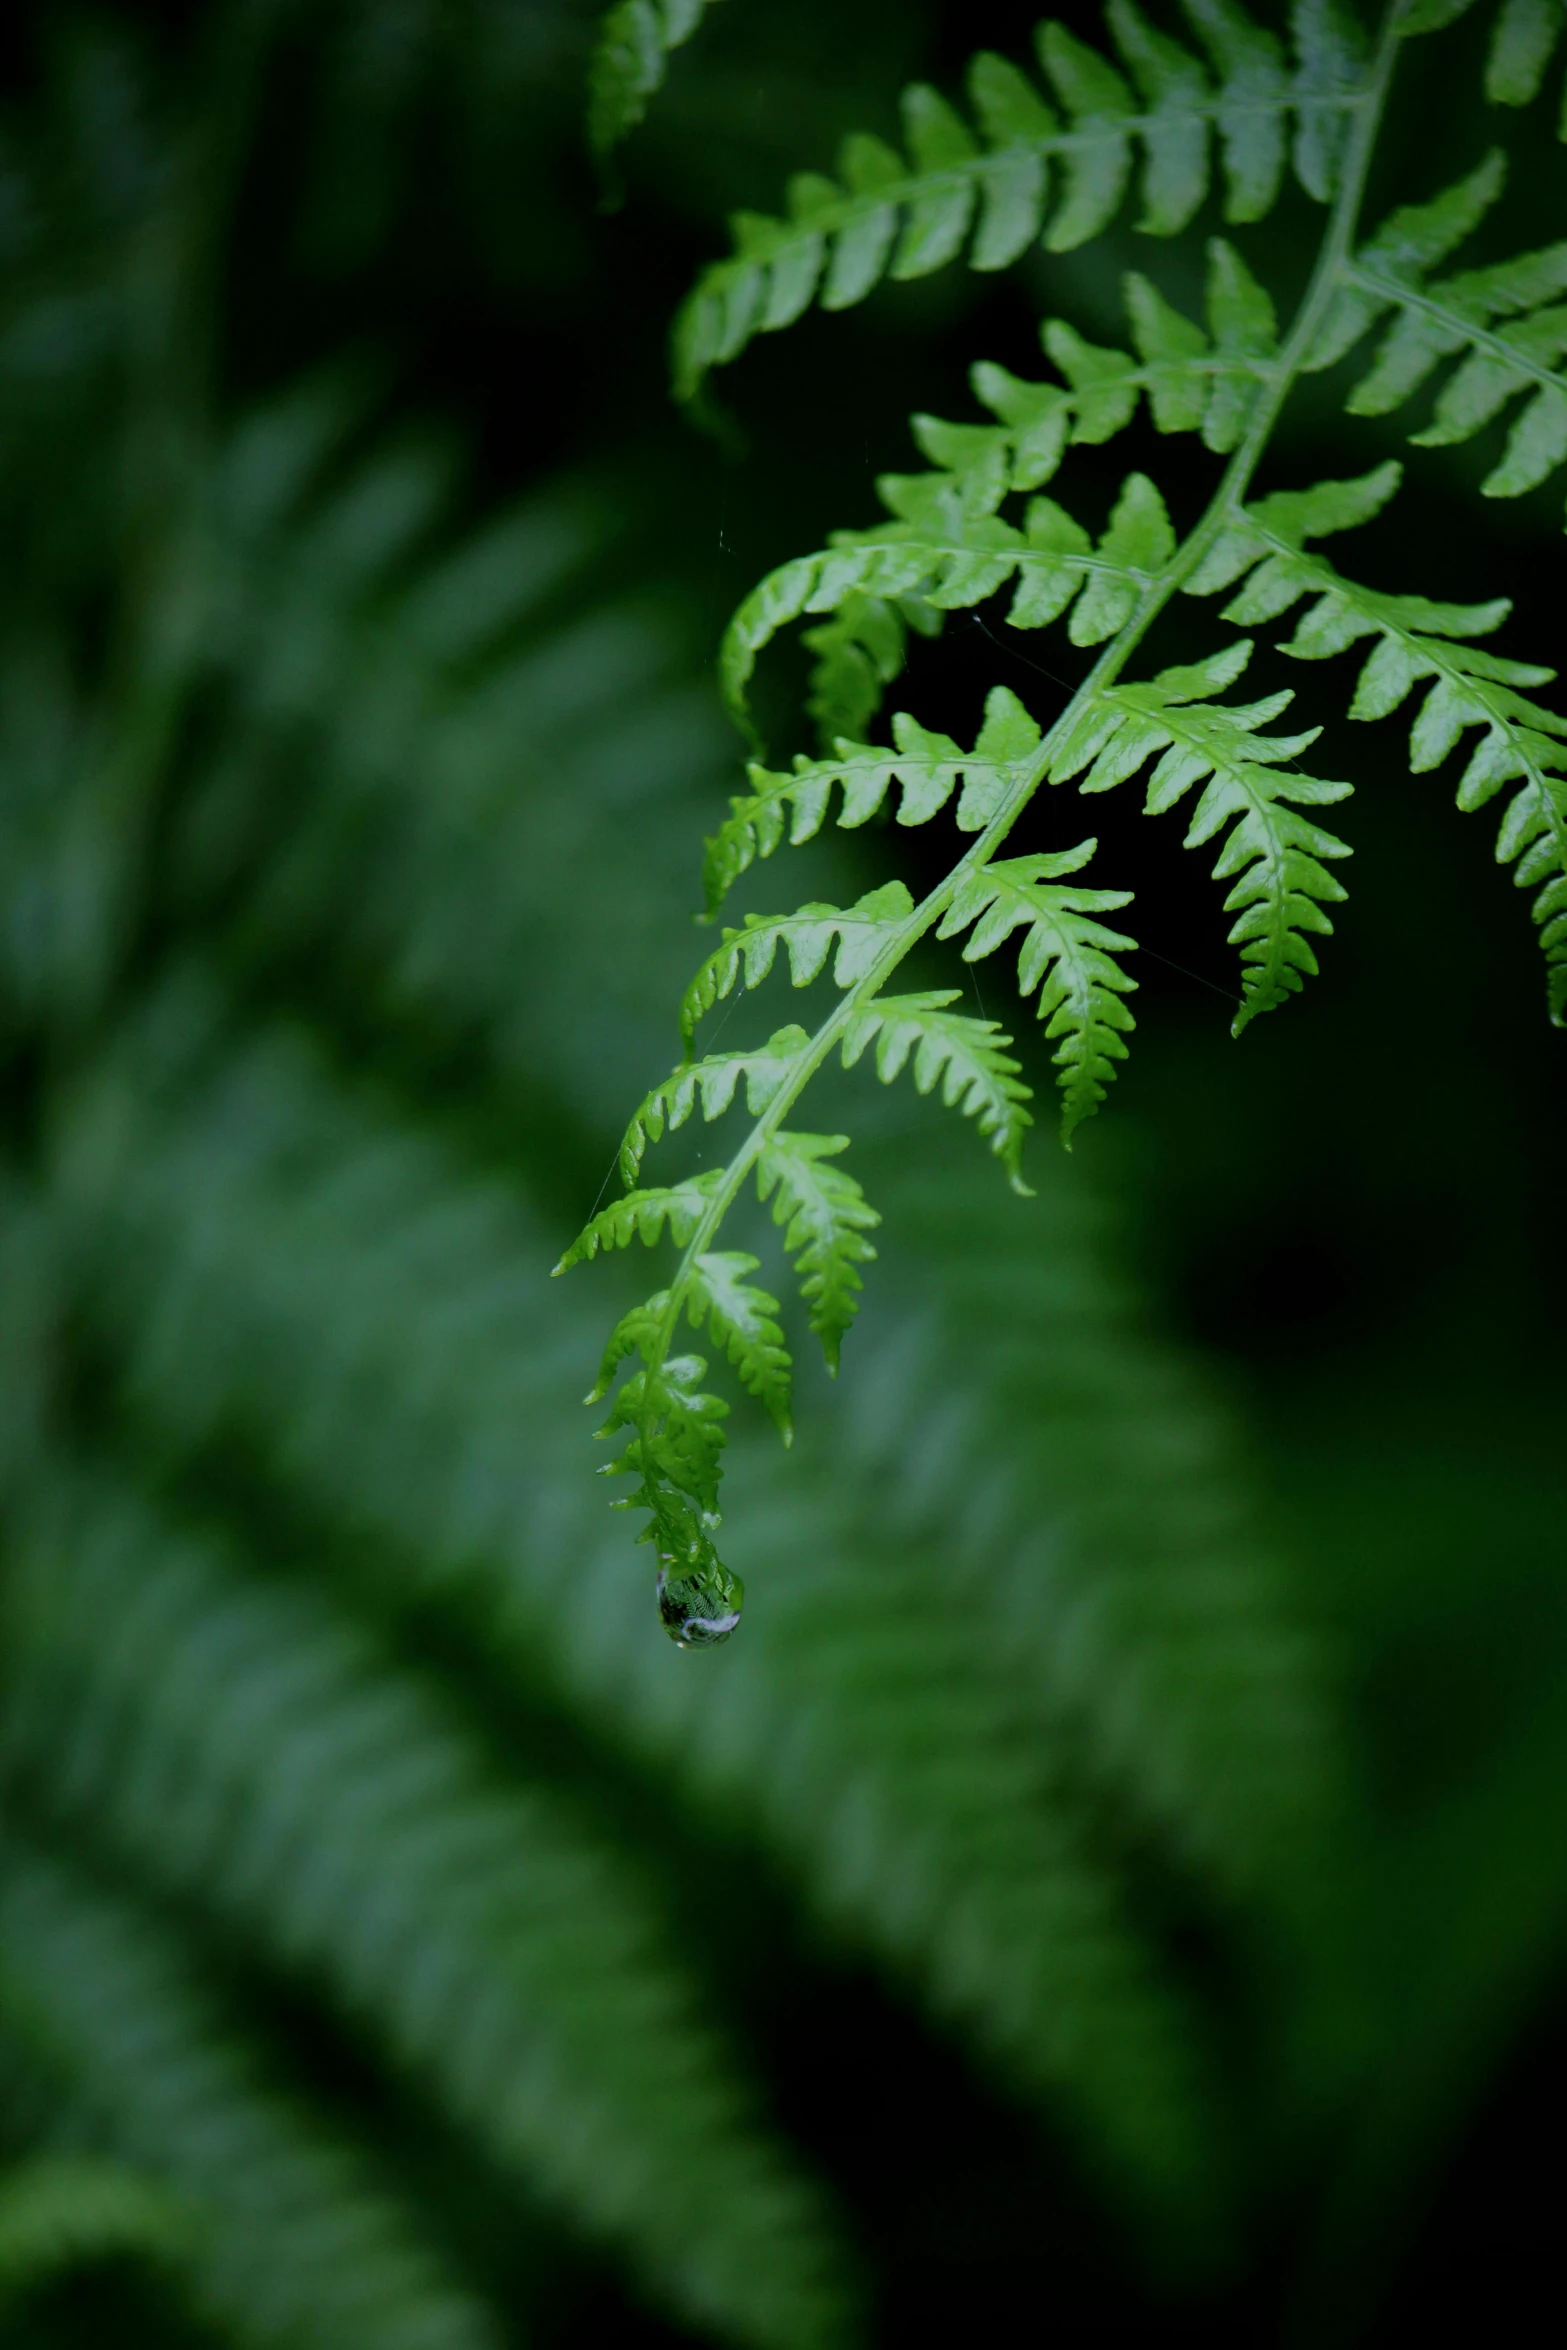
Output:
1,3,1565,2346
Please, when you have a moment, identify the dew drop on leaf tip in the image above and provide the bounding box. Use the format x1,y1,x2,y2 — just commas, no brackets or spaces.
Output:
657,1555,745,1647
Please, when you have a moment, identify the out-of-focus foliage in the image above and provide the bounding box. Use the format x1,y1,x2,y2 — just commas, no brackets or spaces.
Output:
0,3,1563,2347
0,2155,191,2312
588,0,729,165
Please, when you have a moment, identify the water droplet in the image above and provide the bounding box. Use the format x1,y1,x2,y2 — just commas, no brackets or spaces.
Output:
656,1553,743,1648
645,1490,743,1646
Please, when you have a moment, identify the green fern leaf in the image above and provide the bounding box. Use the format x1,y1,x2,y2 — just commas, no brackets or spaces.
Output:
589,1319,741,1633
841,991,1036,1189
968,234,1277,481
1309,152,1567,508
587,0,726,160
678,880,914,1047
597,1350,730,1513
937,844,1138,1139
1201,236,1280,445
721,468,1176,733
1186,463,1567,1014
688,1250,794,1433
798,587,933,749
1053,640,1352,1030
754,1132,879,1372
554,1170,723,1268
618,1027,811,1182
1399,0,1486,28
703,691,1043,914
584,1321,747,1635
1035,19,1139,251
670,0,1356,403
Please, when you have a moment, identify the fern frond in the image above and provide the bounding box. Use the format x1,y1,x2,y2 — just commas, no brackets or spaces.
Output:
0,1473,849,2342
703,690,1043,915
841,991,1036,1185
596,1348,731,1513
596,992,1030,1386
712,237,1274,746
0,2157,190,2308
0,1838,502,2350
800,587,941,750
594,1370,746,1644
1013,234,1281,460
554,1170,723,1268
1309,150,1567,509
678,879,915,1046
588,0,726,160
1186,463,1567,1015
669,0,1354,402
686,1250,793,1433
586,1311,746,1641
937,845,1138,1138
754,1132,879,1372
618,1027,810,1182
582,976,1033,1515
611,0,1567,1605
1051,639,1352,1030
722,468,1177,734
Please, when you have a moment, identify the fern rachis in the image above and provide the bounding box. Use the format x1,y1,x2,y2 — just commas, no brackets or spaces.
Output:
569,0,1567,1640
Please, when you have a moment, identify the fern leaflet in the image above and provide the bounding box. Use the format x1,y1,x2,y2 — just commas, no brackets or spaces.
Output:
554,1170,724,1266
937,847,1139,1136
1310,150,1567,511
685,1250,794,1432
679,880,916,1045
618,1027,811,1182
704,691,1046,914
1185,463,1567,1017
1050,639,1352,1029
721,468,1178,737
841,992,1037,1183
754,1132,879,1371
670,0,1359,402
